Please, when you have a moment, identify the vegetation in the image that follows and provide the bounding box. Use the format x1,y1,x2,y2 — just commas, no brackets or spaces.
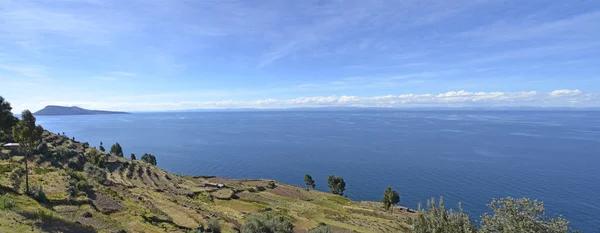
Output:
304,174,315,190
241,214,294,233
30,185,48,204
207,218,222,233
412,197,576,233
130,153,136,160
141,153,157,165
88,148,106,167
110,142,124,157
310,224,332,233
84,162,107,184
12,110,44,194
9,167,24,192
0,96,18,141
382,187,400,213
480,197,574,233
412,197,475,233
327,175,345,196
0,194,15,210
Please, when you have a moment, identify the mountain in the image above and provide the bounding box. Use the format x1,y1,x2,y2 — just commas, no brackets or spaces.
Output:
34,105,129,115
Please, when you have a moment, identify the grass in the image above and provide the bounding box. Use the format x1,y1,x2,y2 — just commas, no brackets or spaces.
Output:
0,131,414,233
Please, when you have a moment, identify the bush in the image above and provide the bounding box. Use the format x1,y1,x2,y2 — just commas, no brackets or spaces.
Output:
207,218,221,233
68,156,84,171
76,180,89,192
84,163,107,184
30,186,48,204
36,142,49,156
412,197,475,233
67,186,78,201
9,167,24,192
241,214,294,233
0,194,15,210
53,148,78,161
310,224,332,233
480,197,575,233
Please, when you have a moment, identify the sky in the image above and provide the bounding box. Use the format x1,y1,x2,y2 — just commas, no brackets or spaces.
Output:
1,0,599,112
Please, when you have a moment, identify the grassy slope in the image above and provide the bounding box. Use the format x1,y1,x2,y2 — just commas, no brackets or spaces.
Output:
0,132,413,233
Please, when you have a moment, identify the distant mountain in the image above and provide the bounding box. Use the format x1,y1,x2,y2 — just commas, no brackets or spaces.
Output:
34,106,129,116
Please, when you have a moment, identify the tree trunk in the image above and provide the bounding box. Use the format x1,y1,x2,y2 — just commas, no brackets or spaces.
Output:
24,150,29,194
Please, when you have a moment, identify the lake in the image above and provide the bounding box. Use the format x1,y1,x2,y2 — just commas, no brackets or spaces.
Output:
36,111,600,232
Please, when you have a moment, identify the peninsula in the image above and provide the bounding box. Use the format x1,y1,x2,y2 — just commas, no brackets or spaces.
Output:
34,106,129,116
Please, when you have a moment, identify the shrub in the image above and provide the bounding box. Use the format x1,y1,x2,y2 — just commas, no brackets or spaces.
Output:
0,194,15,210
68,156,84,170
412,197,477,233
267,181,276,189
9,167,24,192
480,197,575,233
76,180,89,192
310,224,332,233
84,163,107,184
36,142,49,156
241,214,294,233
30,186,48,204
53,148,78,161
207,218,221,233
67,186,78,201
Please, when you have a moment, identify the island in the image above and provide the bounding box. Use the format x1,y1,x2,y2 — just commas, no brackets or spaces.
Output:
34,105,129,116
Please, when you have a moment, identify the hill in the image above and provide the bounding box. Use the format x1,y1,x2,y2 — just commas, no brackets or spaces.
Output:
34,106,128,116
0,131,413,233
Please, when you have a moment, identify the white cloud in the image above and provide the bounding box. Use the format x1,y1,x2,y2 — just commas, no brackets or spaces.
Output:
28,90,598,112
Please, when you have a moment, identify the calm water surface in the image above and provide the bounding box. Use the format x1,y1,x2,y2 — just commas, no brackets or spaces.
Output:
37,111,600,232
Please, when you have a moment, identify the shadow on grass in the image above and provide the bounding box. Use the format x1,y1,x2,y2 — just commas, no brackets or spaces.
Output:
19,210,97,233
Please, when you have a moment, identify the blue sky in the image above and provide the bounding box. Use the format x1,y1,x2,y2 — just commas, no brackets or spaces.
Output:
1,0,599,112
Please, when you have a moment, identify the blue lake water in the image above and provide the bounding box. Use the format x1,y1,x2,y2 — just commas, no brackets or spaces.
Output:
36,111,600,232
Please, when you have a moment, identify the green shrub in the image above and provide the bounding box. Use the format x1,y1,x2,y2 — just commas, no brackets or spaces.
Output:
67,186,78,201
84,163,107,184
480,197,575,233
310,224,332,233
241,214,293,233
30,186,48,204
412,197,475,233
207,218,221,233
0,194,15,210
76,180,89,192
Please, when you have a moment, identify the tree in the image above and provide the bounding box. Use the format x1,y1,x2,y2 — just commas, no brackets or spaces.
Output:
241,214,294,233
110,142,123,157
141,153,157,166
0,96,18,141
480,197,575,233
12,110,43,194
304,174,315,190
99,142,105,152
412,197,476,233
130,153,136,160
327,175,346,196
382,187,400,213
